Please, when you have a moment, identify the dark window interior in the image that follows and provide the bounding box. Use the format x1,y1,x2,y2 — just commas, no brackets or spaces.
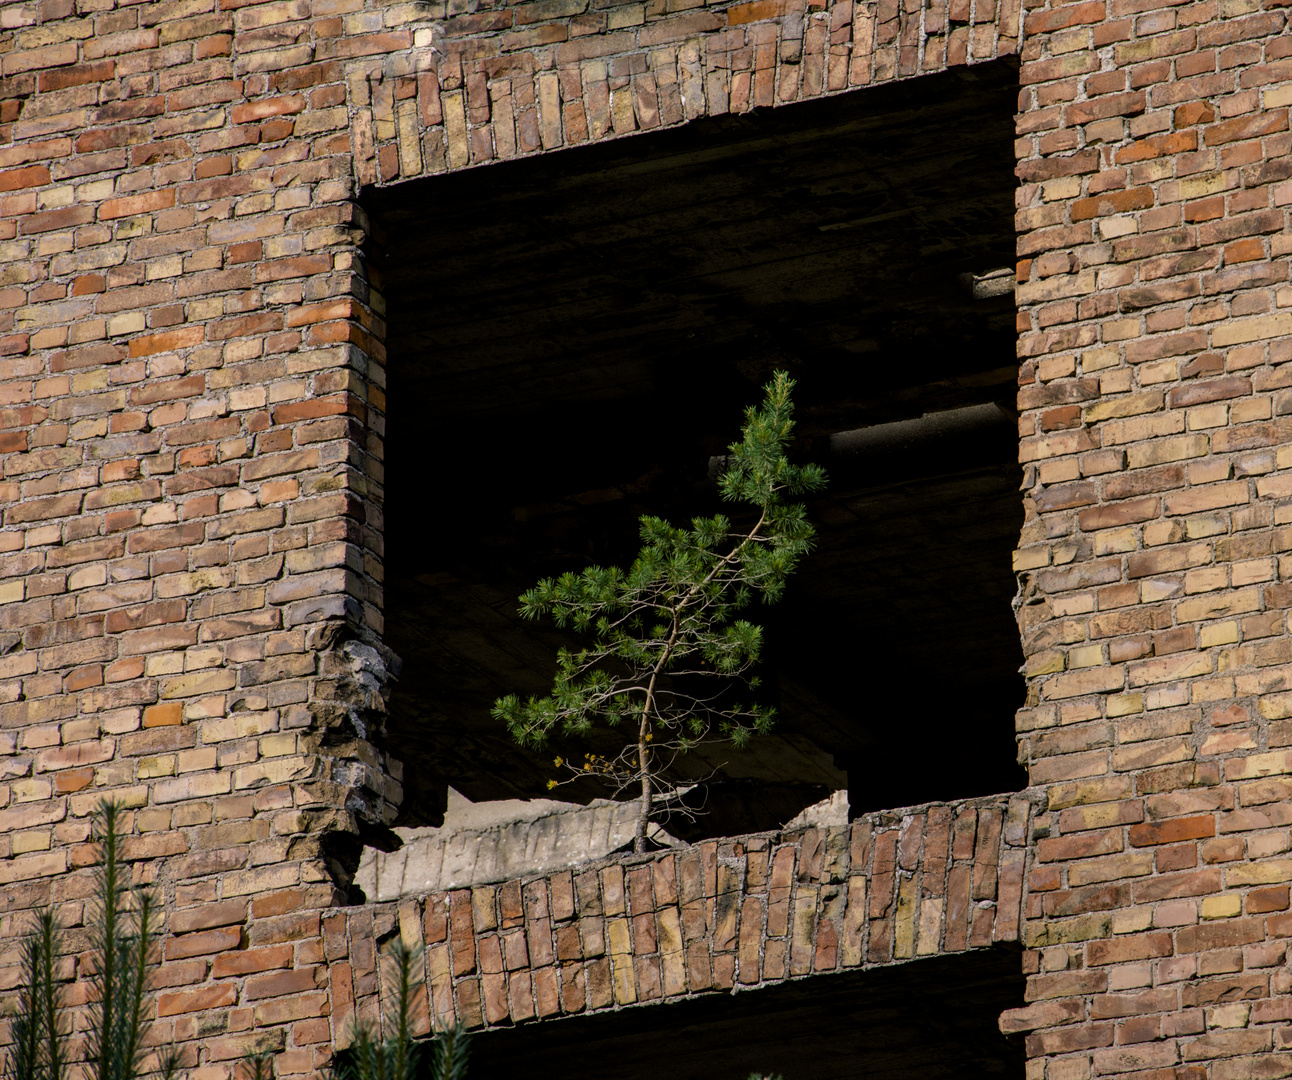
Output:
365,58,1026,834
462,946,1025,1080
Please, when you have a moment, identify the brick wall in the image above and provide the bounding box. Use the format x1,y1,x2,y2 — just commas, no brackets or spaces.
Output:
326,799,1029,1041
2,0,1292,1076
1007,1,1292,1077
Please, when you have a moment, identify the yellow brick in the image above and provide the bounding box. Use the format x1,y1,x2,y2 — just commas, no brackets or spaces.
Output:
137,755,175,779
1184,566,1228,594
177,747,217,773
183,646,224,671
1192,676,1235,703
1098,215,1137,240
1189,457,1232,485
1069,645,1104,668
1103,319,1141,341
1107,692,1144,717
1043,176,1082,200
1081,346,1120,372
1185,513,1229,539
1224,859,1292,885
37,185,72,210
1128,652,1212,687
916,897,944,956
1100,368,1133,395
69,318,106,345
1039,354,1077,380
1143,519,1186,546
1209,1003,1251,1028
1200,894,1241,920
1226,752,1292,779
1111,907,1153,934
156,568,231,599
894,874,918,959
1232,396,1271,423
1052,541,1080,565
108,311,145,337
1176,588,1261,623
1085,390,1167,418
145,652,185,677
1128,434,1209,470
606,917,636,1004
1027,652,1066,677
1212,313,1292,348
1042,665,1125,699
1232,558,1275,587
70,368,110,392
77,178,114,202
136,808,172,832
30,326,68,349
1258,694,1292,720
232,756,312,789
70,417,107,440
1179,171,1232,199
1139,358,1179,385
1094,527,1137,555
1040,458,1081,485
1200,621,1239,648
0,851,66,886
202,712,277,742
12,830,52,855
1188,404,1228,429
1142,578,1183,602
159,669,236,698
1014,546,1051,571
259,733,296,757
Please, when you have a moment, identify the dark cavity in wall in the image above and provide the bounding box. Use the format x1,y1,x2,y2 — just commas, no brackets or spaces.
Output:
465,946,1026,1080
366,58,1026,832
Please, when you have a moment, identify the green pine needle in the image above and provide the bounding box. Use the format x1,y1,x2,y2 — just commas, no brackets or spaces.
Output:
493,372,826,848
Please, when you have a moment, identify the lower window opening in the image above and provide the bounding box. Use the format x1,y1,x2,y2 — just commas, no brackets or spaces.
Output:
464,947,1026,1080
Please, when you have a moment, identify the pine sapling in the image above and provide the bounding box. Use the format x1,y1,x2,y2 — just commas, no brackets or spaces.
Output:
493,371,826,852
332,942,471,1080
3,801,178,1080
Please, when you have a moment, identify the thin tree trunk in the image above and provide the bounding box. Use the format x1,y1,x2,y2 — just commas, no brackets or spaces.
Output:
635,709,651,854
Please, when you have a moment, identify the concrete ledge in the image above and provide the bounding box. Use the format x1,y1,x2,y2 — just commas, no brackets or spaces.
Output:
355,789,850,900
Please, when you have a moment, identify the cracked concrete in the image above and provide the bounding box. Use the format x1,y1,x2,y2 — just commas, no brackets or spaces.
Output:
355,787,848,900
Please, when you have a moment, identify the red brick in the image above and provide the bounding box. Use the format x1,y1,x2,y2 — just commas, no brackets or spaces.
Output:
164,927,242,961
1071,186,1154,221
156,984,237,1017
99,190,176,220
1128,816,1216,847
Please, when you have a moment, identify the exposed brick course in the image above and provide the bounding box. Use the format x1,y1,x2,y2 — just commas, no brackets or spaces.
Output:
332,799,1030,1041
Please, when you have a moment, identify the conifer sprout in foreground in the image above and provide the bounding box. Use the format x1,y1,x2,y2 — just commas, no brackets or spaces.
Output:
493,372,827,853
330,942,471,1080
4,802,180,1080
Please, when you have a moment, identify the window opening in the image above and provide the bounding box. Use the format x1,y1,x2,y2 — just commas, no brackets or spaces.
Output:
366,58,1025,849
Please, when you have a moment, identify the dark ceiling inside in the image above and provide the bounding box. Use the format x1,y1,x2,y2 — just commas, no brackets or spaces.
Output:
365,58,1026,831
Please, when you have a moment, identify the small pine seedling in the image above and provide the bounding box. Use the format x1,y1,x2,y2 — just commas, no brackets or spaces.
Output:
493,371,826,852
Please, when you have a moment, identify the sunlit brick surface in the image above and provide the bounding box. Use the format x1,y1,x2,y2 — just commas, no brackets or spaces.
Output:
2,0,1292,1074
